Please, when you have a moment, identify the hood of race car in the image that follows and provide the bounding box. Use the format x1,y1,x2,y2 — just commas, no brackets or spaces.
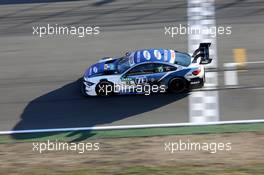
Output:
84,59,118,78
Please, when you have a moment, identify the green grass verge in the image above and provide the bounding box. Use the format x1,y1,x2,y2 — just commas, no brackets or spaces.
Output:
0,123,263,144
6,164,264,175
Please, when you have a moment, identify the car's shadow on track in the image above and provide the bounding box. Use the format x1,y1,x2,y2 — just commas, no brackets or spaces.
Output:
12,79,188,141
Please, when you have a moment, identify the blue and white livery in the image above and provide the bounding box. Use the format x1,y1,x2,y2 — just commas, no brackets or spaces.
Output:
81,43,212,96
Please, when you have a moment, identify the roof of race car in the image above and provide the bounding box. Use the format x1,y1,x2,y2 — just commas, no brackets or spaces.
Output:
127,48,191,66
85,48,191,78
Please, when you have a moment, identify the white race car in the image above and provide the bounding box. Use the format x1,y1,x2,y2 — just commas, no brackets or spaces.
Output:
81,43,212,96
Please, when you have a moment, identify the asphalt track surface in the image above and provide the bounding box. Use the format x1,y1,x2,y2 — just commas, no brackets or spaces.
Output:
0,0,264,134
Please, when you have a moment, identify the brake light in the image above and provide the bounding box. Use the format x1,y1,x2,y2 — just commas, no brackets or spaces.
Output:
192,69,201,75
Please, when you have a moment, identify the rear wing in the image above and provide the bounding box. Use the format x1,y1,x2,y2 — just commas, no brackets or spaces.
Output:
192,43,212,64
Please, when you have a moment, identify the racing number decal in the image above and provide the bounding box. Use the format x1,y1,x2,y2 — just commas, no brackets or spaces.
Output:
135,76,148,85
129,52,135,65
132,49,178,63
164,50,168,61
143,50,151,60
154,50,162,60
93,66,98,73
170,50,176,63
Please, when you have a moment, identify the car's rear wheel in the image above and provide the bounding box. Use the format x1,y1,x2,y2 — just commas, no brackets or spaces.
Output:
95,81,114,96
168,77,188,93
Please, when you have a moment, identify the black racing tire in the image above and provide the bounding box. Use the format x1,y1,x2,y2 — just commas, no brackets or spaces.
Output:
95,81,114,96
168,77,188,93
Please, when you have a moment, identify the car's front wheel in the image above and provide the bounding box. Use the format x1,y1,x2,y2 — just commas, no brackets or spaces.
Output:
95,81,114,96
168,77,188,93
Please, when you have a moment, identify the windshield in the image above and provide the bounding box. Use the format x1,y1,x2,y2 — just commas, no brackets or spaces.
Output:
117,57,131,73
175,52,191,66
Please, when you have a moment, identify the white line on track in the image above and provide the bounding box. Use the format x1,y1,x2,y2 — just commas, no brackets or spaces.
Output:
227,61,264,65
244,61,264,64
194,85,264,91
0,120,263,135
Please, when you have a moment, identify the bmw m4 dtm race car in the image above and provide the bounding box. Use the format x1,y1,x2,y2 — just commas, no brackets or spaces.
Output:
81,43,212,96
